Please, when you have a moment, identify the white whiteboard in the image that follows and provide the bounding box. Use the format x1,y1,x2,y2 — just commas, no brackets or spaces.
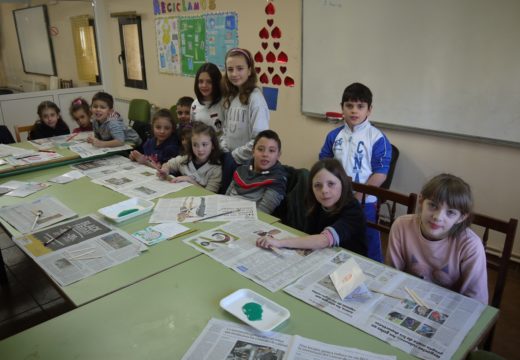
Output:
302,0,520,145
13,5,57,76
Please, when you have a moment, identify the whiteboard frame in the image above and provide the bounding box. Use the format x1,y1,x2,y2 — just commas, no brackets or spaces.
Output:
13,5,57,76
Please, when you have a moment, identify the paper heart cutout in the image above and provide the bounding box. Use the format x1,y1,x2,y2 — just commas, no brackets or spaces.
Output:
265,2,275,15
255,67,261,74
271,26,281,39
259,27,269,39
260,73,269,84
280,66,287,74
254,51,264,63
268,67,274,74
272,74,282,86
267,19,274,27
261,42,268,50
266,51,276,63
284,76,295,87
277,51,288,63
273,42,280,50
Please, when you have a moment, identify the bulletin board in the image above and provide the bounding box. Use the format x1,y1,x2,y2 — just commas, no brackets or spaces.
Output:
13,5,57,76
302,0,520,145
155,12,238,77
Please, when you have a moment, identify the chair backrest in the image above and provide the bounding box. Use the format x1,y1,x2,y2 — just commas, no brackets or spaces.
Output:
170,105,177,124
0,125,15,144
352,182,418,234
14,124,35,142
272,165,310,232
471,213,518,309
381,143,399,189
128,99,151,124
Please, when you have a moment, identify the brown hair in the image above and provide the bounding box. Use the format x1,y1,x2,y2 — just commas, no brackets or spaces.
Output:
420,173,473,238
37,101,67,128
306,158,355,215
184,123,221,165
69,97,91,119
222,48,258,108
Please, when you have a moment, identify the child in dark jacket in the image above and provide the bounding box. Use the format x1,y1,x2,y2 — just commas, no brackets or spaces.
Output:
28,101,70,140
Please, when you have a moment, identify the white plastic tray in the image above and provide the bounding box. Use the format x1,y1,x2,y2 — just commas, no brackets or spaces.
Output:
219,288,290,332
98,198,154,223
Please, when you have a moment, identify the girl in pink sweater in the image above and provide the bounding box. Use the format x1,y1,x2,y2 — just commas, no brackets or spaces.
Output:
386,173,488,304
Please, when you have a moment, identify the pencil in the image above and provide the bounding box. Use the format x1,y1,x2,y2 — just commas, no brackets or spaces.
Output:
270,246,284,257
369,288,405,301
66,133,79,142
193,210,235,222
30,210,43,231
405,286,428,307
44,227,73,247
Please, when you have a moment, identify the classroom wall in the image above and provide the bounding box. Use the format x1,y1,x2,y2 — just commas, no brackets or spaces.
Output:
0,1,94,91
60,0,520,260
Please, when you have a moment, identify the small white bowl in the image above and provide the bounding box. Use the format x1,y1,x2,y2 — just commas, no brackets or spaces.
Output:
220,288,290,332
98,198,154,223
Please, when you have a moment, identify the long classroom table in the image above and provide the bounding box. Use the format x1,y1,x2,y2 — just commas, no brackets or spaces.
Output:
0,253,498,360
0,163,279,306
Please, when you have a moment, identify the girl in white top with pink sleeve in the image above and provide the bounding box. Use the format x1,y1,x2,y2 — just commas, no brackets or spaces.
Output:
386,173,488,304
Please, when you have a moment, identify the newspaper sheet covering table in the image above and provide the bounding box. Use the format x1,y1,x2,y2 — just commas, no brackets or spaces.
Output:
92,163,191,200
284,251,485,360
5,151,63,166
12,215,145,286
150,195,258,223
29,132,92,149
182,318,395,360
71,155,132,179
0,196,76,233
0,144,35,157
183,220,335,292
69,142,132,158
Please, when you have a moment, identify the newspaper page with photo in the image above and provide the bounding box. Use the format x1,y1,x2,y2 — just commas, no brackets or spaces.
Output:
12,215,146,286
183,220,336,292
284,251,485,360
91,163,191,200
150,195,258,223
182,318,395,360
182,318,290,360
69,142,132,158
71,155,132,179
0,196,76,233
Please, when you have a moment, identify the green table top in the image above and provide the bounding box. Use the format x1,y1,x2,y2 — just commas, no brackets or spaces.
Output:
0,163,279,306
0,254,498,360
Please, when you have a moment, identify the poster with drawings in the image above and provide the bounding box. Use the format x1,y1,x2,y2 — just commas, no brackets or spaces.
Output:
155,17,181,74
205,12,238,70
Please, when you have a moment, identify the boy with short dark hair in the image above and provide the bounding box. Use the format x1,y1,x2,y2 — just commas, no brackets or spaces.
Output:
88,91,141,148
319,82,392,262
176,96,194,127
226,130,288,214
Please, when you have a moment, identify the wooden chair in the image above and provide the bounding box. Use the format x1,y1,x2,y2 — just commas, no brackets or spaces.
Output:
471,213,518,350
60,79,73,89
14,124,34,142
351,182,418,234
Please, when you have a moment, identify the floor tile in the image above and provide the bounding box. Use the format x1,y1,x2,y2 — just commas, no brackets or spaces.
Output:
0,271,40,322
10,261,61,305
0,232,14,250
0,307,47,341
1,246,27,267
42,297,73,319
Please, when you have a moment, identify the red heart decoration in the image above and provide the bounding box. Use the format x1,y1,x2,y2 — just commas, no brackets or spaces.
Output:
259,27,269,39
277,51,288,63
266,51,276,63
260,73,269,84
273,42,280,50
280,66,287,74
255,67,261,74
267,67,274,74
265,2,275,15
272,74,282,86
261,42,268,50
254,51,264,63
271,26,281,39
267,19,274,27
284,76,295,87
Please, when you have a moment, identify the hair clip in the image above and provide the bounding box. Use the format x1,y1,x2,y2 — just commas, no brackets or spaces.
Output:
73,98,83,106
